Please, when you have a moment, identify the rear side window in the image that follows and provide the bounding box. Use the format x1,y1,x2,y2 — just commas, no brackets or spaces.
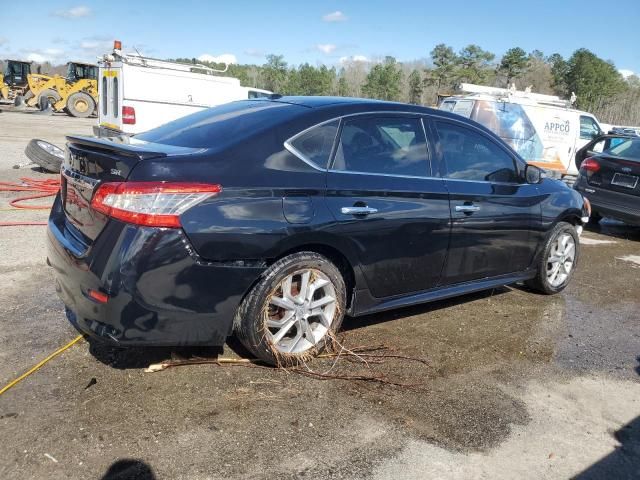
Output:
435,121,519,183
102,76,107,116
332,116,429,177
287,120,339,168
113,77,118,118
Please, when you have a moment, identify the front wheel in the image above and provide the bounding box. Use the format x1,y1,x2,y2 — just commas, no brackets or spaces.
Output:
526,222,579,295
235,252,346,366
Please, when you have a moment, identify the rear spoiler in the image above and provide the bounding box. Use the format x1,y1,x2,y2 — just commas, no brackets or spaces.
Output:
66,135,202,161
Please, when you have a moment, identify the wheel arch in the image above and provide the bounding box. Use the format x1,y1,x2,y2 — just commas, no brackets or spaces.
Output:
268,242,359,311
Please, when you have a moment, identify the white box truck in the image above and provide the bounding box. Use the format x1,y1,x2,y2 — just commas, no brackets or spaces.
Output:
439,83,605,177
96,42,271,136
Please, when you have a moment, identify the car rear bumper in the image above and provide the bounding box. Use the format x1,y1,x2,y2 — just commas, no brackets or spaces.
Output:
575,176,640,226
47,194,266,346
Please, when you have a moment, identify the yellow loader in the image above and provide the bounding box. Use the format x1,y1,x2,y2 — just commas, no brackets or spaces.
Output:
0,59,33,103
25,62,98,117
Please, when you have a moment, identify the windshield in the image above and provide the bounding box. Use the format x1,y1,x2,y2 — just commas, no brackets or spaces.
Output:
605,138,640,160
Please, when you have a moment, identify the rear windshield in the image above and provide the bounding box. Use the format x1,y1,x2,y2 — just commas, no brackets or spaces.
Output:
137,101,299,148
605,138,640,160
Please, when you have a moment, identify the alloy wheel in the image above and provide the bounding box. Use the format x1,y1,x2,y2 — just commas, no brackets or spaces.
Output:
265,269,337,354
546,233,576,287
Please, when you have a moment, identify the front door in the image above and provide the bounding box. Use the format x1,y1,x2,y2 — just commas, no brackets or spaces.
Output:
324,114,450,298
430,117,542,285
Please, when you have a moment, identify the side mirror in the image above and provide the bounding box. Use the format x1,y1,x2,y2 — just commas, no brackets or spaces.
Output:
525,164,542,184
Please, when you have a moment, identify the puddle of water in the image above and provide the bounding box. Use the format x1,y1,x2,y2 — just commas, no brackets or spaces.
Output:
616,255,640,268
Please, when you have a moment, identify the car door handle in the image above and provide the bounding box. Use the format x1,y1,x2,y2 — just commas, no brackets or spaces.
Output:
341,206,378,215
455,205,481,213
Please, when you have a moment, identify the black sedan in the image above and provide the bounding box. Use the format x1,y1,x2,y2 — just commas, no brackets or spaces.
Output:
574,134,640,226
47,97,589,366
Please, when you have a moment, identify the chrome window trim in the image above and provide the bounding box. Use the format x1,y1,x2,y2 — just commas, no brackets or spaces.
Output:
283,109,527,184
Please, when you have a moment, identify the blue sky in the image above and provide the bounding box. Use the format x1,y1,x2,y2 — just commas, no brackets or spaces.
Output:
1,0,639,76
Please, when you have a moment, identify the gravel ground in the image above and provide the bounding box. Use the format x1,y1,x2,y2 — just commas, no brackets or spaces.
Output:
0,109,639,480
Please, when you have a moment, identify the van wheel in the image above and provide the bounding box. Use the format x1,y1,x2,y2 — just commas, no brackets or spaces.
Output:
526,222,579,295
235,252,346,367
66,92,95,118
25,139,64,173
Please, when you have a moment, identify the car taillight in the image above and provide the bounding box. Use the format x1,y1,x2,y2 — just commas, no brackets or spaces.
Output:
91,182,222,228
122,106,136,124
581,157,600,173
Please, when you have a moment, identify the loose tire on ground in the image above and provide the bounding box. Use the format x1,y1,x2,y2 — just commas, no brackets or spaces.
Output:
24,139,64,173
235,252,346,366
525,221,579,295
66,91,95,118
37,89,61,110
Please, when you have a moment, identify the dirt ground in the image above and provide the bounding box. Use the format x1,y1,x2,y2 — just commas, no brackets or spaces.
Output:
0,109,639,480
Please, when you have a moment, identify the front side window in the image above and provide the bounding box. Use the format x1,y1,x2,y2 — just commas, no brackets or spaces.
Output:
332,116,429,177
580,116,602,140
435,121,519,183
287,120,339,168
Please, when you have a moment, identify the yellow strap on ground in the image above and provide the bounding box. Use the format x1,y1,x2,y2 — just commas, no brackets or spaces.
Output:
0,334,84,396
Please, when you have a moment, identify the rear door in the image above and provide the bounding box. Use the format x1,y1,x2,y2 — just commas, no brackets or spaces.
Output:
430,117,541,285
324,114,450,298
98,65,122,131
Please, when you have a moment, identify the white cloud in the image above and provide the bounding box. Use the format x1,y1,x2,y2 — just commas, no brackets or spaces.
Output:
316,44,337,55
52,5,91,18
0,37,8,47
322,11,347,22
198,53,237,64
339,55,369,64
619,69,635,79
24,48,67,63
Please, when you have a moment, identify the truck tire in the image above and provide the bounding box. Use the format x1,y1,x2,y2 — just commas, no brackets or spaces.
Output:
24,139,64,173
38,89,61,110
66,92,95,118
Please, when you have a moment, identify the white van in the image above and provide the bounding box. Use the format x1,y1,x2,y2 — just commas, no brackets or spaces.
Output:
439,84,604,176
97,42,271,135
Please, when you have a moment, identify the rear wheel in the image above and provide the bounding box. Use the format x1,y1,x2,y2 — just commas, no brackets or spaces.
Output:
66,92,95,118
526,222,579,294
235,252,346,366
38,89,61,110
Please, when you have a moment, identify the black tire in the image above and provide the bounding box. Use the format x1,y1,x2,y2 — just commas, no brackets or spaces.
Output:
525,222,579,295
37,89,61,110
13,95,26,108
24,139,64,173
588,211,602,224
66,91,95,118
235,252,346,367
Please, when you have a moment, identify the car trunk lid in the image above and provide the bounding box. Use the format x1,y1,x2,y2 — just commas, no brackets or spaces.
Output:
585,154,640,197
62,135,202,241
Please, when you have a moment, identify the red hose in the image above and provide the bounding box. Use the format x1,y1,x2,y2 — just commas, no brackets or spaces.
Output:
0,177,60,210
0,177,60,227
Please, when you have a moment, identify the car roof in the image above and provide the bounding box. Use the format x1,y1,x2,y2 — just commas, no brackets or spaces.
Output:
267,95,434,112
